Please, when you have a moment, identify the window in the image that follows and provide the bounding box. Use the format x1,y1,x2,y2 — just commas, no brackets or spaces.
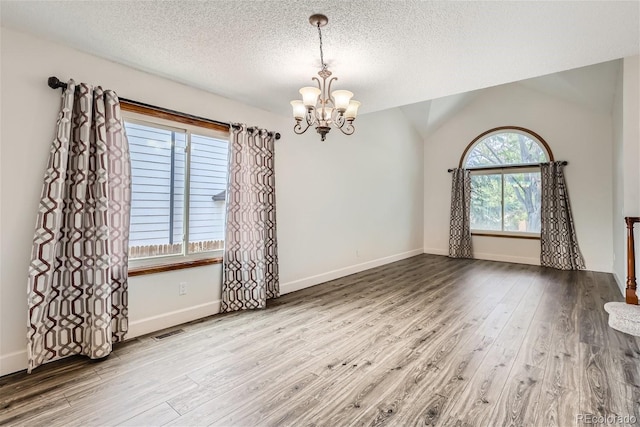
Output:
123,107,229,263
462,127,552,237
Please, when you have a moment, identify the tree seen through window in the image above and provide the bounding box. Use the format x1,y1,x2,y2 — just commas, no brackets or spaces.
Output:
464,130,549,234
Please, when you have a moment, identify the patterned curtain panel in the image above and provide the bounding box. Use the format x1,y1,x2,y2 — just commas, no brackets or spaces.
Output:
540,161,585,270
221,124,279,313
448,168,473,258
27,80,131,372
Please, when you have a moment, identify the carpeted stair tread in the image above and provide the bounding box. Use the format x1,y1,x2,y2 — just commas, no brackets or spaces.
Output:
604,301,640,319
604,301,640,336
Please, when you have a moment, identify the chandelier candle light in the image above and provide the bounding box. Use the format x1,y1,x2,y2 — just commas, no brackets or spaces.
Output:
290,14,361,141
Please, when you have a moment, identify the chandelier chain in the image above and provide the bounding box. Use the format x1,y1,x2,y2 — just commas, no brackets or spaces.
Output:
317,23,326,70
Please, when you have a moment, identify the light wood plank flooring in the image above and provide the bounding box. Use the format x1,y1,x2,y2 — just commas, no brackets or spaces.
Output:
2,255,640,426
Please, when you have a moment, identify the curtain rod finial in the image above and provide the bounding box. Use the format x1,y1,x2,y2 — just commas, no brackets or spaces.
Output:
47,76,66,90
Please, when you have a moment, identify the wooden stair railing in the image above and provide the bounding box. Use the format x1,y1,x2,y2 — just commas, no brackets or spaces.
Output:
625,216,640,304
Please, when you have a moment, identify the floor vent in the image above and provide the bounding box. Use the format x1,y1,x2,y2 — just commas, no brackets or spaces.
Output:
152,329,185,341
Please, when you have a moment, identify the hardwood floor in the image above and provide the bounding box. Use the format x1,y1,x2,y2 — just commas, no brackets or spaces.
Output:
2,254,639,426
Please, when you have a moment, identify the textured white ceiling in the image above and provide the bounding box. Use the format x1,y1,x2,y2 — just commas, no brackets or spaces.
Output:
1,1,638,116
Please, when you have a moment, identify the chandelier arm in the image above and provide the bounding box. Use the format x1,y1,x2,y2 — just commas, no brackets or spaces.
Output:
305,107,317,126
333,111,345,128
338,121,355,136
315,74,327,121
326,77,337,107
307,76,323,124
293,120,311,135
320,75,327,109
312,76,322,92
320,76,327,121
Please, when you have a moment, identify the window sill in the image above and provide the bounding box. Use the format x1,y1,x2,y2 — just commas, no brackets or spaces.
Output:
471,232,540,240
128,257,223,277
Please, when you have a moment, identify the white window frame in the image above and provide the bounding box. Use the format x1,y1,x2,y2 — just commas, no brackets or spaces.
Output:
124,110,229,268
464,129,550,238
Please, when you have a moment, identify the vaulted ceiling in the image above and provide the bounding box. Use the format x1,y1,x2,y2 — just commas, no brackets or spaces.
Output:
1,1,638,117
401,59,622,139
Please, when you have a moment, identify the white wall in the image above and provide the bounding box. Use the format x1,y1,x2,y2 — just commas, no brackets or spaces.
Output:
623,56,640,216
424,82,614,272
613,63,625,289
277,107,424,292
0,28,424,375
612,56,640,294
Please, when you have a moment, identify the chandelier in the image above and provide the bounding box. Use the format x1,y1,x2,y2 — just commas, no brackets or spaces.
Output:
290,14,360,142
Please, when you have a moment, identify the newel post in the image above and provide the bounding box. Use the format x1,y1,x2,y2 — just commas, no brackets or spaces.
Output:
625,217,639,304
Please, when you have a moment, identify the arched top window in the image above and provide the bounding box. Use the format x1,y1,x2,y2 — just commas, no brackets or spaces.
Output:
460,126,553,169
459,126,554,237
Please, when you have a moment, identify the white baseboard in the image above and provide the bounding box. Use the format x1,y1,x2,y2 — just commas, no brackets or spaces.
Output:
0,301,222,377
128,300,221,339
425,248,620,275
473,251,540,266
423,247,539,266
280,248,424,295
423,248,448,256
0,350,27,377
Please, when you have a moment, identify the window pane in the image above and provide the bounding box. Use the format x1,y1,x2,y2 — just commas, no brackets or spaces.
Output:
188,133,228,254
470,174,502,231
126,121,185,259
503,172,541,233
465,132,548,168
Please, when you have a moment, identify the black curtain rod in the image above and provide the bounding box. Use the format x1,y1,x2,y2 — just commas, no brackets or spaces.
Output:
447,161,568,173
47,77,281,140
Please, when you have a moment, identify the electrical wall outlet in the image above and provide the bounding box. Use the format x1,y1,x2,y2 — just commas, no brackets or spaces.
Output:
179,282,188,296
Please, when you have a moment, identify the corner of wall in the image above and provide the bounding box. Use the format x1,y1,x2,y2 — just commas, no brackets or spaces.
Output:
280,249,424,295
612,271,625,297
